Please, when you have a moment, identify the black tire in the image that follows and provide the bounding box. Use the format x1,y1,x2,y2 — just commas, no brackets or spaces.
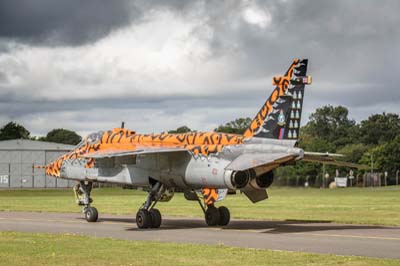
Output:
205,206,220,226
85,207,98,222
136,209,151,229
218,206,230,226
149,208,162,228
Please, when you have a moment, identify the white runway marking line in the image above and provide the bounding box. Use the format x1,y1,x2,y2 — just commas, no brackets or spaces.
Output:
293,232,400,241
204,227,400,241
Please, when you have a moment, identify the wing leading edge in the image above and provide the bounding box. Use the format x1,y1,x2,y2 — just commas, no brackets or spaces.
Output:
82,145,188,159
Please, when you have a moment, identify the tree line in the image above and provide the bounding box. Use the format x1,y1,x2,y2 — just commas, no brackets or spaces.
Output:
0,122,82,145
1,105,399,181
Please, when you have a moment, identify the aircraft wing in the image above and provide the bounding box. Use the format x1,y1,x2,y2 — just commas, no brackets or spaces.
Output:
225,152,299,171
82,145,188,159
303,152,369,169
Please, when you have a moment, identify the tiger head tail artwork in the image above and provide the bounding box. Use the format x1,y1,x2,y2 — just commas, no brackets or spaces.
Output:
42,59,366,228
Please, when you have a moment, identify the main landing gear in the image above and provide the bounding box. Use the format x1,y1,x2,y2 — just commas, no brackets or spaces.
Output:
204,205,230,226
135,181,172,229
184,190,231,226
74,181,98,222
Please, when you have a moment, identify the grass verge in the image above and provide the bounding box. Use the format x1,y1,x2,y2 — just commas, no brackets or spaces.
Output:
0,231,399,266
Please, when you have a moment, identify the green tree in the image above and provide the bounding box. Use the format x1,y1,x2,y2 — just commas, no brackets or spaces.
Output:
44,129,82,145
214,117,252,134
336,143,371,164
362,136,400,174
0,121,30,140
168,126,192,134
299,131,336,153
359,113,400,145
302,105,357,148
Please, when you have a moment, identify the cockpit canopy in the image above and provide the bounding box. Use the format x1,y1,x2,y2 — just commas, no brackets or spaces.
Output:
74,128,137,149
75,131,104,148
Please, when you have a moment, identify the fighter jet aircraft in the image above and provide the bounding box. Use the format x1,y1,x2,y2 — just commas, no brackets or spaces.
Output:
44,59,362,228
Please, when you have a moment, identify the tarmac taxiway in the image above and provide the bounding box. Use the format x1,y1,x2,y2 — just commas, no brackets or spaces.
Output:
0,211,399,259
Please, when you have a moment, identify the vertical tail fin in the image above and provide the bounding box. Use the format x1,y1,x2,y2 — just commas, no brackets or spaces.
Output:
243,59,311,140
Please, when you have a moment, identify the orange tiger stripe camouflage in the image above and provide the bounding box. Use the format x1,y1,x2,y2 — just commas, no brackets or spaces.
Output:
201,188,219,205
45,128,245,177
243,59,300,138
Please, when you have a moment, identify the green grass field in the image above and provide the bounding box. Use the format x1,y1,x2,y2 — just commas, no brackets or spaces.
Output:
0,186,399,226
0,231,398,266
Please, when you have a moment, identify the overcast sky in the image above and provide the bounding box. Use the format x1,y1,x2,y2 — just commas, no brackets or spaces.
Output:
0,0,399,137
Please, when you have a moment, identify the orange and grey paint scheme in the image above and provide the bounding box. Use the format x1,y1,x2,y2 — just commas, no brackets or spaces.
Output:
41,59,365,228
45,130,245,177
44,59,311,207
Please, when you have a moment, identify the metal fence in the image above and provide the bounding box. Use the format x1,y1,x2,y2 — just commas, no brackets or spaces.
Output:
275,171,400,188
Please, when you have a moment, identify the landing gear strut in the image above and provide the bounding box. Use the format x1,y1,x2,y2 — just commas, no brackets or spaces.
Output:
185,190,231,226
136,182,164,229
74,181,98,222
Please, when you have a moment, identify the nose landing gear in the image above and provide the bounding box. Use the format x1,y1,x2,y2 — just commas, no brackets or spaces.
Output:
85,206,98,222
74,181,98,223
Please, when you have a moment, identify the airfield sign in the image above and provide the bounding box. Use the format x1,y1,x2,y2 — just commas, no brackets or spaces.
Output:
0,175,8,185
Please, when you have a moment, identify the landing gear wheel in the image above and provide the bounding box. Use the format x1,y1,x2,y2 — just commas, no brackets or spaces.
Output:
149,208,162,228
136,209,151,229
205,206,220,226
218,206,230,226
85,206,98,222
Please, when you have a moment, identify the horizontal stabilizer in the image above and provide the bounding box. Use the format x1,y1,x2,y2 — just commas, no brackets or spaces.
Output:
303,152,369,169
304,151,344,157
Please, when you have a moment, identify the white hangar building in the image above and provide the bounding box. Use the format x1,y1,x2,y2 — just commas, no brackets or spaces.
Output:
0,139,75,189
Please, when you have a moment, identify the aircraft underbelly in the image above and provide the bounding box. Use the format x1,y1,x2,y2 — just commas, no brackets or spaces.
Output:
59,152,234,189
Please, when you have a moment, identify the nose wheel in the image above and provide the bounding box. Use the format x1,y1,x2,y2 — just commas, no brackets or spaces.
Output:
85,206,98,222
74,181,99,223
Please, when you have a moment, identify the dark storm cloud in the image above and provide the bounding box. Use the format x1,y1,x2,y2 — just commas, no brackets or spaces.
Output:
0,0,399,135
191,0,400,109
0,90,259,119
204,0,400,76
0,0,138,46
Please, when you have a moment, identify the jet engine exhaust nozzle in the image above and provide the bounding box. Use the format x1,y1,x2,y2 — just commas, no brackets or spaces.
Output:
252,171,274,189
231,170,255,189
